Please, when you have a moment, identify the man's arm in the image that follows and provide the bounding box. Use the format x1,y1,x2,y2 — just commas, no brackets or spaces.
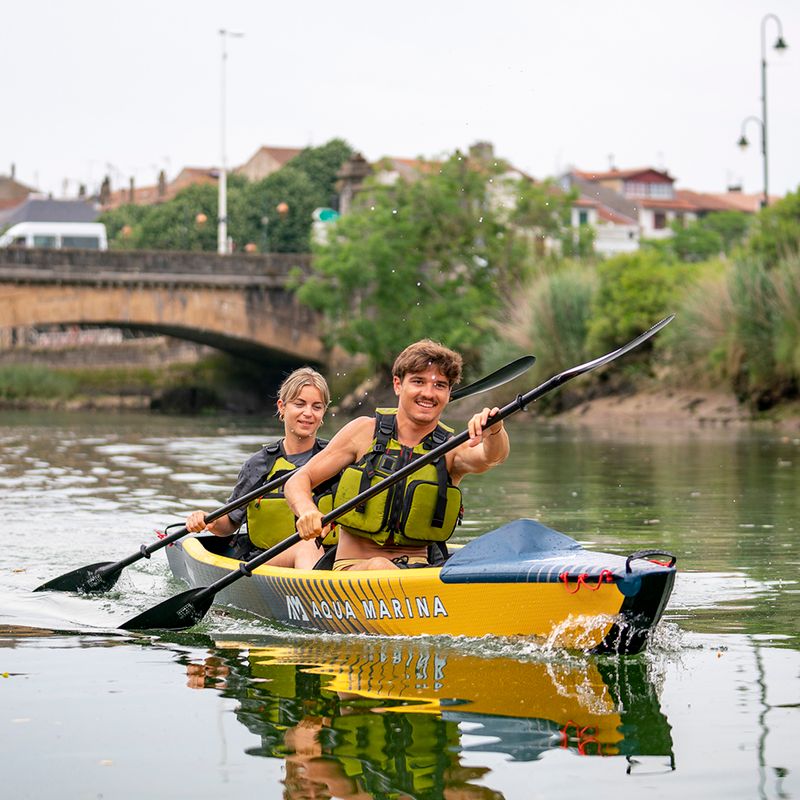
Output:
285,416,374,539
449,406,510,481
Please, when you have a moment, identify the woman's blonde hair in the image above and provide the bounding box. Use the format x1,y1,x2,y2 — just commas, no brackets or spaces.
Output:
278,367,330,408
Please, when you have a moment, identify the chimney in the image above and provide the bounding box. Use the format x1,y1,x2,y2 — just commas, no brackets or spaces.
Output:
158,169,167,198
468,141,494,162
10,163,15,179
129,176,135,204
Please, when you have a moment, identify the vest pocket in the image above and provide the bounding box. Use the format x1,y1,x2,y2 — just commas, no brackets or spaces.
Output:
333,467,390,534
247,495,297,549
398,480,462,542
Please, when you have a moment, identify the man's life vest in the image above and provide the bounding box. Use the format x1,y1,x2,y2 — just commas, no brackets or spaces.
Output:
246,438,337,549
332,409,463,546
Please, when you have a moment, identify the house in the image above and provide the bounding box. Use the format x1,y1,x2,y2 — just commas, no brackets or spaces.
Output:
234,146,303,182
560,166,778,256
674,187,777,215
565,167,699,244
0,170,37,212
0,197,100,228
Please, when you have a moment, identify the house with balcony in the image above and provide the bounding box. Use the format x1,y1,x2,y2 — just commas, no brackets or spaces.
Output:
562,167,700,252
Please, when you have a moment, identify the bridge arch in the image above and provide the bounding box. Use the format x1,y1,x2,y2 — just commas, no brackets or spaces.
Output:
0,249,327,368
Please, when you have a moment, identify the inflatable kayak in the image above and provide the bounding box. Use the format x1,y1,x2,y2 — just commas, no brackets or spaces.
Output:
165,519,676,654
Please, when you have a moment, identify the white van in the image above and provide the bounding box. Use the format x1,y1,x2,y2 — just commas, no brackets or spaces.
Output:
0,221,108,250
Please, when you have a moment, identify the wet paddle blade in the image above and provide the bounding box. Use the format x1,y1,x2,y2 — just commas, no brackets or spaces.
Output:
33,562,122,594
450,355,536,402
118,587,215,632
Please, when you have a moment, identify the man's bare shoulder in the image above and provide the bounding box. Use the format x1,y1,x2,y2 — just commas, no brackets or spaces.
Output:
325,415,375,455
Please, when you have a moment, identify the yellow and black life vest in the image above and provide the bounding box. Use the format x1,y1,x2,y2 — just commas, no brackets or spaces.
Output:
332,409,463,546
246,438,337,549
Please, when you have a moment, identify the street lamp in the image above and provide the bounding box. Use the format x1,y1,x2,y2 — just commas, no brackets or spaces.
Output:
218,29,244,255
756,14,788,208
737,115,764,152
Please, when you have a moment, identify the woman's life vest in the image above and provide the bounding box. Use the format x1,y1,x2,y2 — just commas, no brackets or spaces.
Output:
332,409,463,547
246,438,337,549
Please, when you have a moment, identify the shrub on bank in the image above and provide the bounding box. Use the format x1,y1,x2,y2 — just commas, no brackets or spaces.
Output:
586,251,691,357
663,253,800,409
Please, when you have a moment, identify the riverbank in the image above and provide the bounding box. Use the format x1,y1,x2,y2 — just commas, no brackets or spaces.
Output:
550,388,800,433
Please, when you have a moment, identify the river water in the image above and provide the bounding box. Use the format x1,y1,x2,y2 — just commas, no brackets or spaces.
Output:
0,410,797,799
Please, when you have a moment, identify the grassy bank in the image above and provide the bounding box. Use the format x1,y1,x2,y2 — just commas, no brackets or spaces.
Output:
0,356,282,414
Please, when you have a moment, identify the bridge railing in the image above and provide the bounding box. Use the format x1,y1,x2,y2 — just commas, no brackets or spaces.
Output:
0,247,311,278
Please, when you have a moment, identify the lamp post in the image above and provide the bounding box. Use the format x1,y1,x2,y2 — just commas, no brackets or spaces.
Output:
755,15,788,208
218,29,244,255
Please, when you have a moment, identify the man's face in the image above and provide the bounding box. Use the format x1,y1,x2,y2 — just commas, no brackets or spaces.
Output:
393,368,450,425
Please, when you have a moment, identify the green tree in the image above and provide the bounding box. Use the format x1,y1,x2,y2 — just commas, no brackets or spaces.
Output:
290,138,353,208
297,153,531,372
241,168,320,253
701,210,751,252
668,220,723,262
745,188,800,268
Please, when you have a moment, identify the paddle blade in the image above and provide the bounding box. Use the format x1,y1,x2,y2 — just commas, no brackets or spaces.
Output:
450,355,536,402
119,587,215,632
33,562,121,594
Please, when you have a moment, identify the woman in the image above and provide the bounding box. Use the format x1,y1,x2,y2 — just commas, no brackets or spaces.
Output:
185,367,331,570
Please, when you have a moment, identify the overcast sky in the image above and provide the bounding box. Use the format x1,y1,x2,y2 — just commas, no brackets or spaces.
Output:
3,0,798,199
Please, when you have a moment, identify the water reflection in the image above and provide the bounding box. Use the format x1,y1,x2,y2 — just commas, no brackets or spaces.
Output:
180,637,673,798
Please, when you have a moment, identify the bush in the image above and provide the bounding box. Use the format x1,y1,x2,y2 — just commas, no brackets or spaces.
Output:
586,251,690,356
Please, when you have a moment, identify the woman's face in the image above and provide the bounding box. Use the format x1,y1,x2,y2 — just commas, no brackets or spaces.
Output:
278,384,326,445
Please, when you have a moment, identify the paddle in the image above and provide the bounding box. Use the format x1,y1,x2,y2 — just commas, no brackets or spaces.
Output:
34,354,536,595
119,315,673,632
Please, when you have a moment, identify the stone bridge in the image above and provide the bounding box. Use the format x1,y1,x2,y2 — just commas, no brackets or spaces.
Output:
0,248,327,368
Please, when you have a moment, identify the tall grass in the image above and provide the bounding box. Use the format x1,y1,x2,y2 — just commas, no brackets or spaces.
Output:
495,261,596,379
773,254,800,382
664,254,800,407
657,263,735,386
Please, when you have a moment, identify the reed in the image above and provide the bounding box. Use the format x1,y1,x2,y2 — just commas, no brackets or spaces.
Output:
496,261,596,379
658,262,735,386
772,253,800,383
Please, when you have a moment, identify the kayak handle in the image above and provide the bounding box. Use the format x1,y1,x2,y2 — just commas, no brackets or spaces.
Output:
626,549,677,573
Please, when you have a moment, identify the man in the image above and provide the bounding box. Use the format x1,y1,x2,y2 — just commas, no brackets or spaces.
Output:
284,339,509,570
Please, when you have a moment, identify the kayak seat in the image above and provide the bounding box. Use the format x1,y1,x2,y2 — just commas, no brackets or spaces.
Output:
313,546,338,571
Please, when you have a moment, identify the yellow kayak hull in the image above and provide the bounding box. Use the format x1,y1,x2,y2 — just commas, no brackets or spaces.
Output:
167,519,675,654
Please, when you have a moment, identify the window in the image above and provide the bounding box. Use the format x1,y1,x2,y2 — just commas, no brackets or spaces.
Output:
33,235,57,248
653,212,667,230
625,182,648,197
648,183,674,199
62,236,101,249
578,210,589,225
